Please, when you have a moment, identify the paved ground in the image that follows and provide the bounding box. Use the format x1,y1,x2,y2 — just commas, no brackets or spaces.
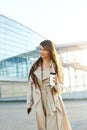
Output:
0,100,87,130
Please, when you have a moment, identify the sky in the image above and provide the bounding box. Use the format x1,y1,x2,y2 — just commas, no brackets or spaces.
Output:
0,0,87,44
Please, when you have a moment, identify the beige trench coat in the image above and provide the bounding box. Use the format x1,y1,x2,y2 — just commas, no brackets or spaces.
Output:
26,63,72,130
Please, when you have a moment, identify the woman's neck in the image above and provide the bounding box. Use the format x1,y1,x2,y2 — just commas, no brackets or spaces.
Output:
43,58,51,63
42,58,51,70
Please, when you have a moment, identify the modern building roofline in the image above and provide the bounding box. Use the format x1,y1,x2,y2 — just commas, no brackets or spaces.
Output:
0,14,46,39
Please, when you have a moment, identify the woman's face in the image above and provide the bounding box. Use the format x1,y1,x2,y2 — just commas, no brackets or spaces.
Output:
39,45,50,59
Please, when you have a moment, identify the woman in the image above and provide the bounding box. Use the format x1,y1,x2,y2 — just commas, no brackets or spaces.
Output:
26,40,72,130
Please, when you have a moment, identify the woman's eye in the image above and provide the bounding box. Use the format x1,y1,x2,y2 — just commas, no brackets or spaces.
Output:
40,48,48,51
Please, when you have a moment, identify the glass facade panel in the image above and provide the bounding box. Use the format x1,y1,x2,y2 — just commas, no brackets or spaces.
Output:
0,15,45,79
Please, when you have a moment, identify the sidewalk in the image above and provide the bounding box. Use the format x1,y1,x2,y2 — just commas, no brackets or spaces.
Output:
0,100,87,130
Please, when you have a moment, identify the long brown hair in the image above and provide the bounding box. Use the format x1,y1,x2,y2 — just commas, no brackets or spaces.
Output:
28,40,63,88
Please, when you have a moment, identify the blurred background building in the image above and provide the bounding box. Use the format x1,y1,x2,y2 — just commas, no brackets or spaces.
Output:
0,14,87,100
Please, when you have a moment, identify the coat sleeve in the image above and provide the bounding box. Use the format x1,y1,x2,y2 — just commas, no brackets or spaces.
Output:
26,77,34,109
54,82,64,94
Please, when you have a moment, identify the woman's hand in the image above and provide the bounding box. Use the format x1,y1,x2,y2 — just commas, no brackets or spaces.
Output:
53,75,58,84
27,108,32,114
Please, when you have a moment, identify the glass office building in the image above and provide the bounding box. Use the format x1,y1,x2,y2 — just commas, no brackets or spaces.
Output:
0,14,87,99
56,43,87,92
0,14,45,80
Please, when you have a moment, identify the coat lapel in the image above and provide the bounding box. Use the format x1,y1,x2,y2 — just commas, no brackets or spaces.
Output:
34,65,50,81
34,61,56,81
34,65,42,81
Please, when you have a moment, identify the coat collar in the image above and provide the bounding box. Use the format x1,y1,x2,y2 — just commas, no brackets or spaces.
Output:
34,61,55,81
34,65,42,81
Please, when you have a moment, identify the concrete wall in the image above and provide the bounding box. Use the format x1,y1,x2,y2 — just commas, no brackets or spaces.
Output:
0,80,87,101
